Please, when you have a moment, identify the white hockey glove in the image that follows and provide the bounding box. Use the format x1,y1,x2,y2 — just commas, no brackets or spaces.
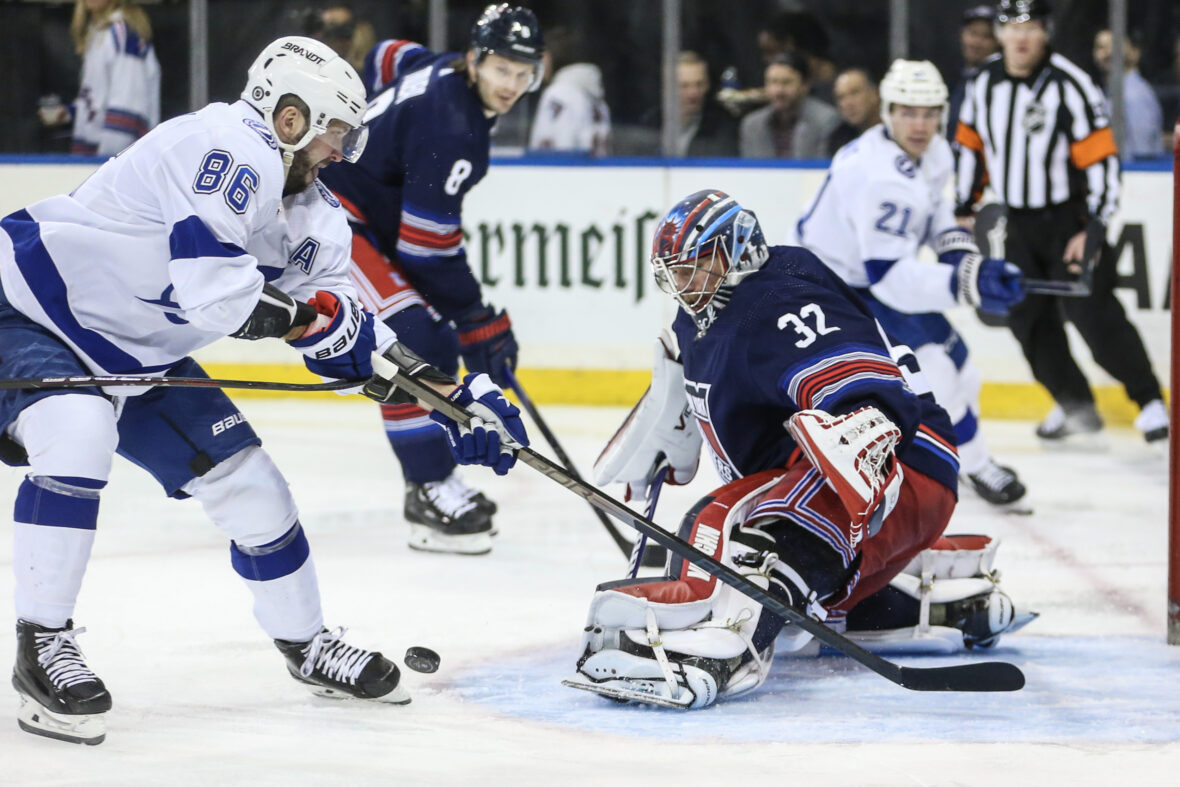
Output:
593,332,702,503
787,407,904,546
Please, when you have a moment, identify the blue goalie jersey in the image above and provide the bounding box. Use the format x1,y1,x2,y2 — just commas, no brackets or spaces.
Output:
673,246,960,494
319,46,494,321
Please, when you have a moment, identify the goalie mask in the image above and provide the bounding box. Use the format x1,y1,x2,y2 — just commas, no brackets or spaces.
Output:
242,36,369,165
651,190,769,316
878,59,948,137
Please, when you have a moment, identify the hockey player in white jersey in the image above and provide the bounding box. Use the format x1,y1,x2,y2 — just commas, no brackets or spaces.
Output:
0,36,527,745
795,59,1028,508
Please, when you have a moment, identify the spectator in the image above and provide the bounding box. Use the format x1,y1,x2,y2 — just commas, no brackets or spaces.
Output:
740,52,839,159
642,51,738,158
528,27,611,155
756,11,837,103
1093,29,1165,159
827,68,880,154
304,3,376,76
947,5,999,140
39,0,160,157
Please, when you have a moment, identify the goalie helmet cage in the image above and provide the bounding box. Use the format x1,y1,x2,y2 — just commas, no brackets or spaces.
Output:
1171,119,1180,645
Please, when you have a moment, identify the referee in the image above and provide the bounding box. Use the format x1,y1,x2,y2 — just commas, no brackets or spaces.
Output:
953,0,1167,443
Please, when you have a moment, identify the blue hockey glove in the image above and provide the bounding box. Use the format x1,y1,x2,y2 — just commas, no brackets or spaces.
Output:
429,373,529,475
289,291,376,387
455,305,518,387
951,254,1025,315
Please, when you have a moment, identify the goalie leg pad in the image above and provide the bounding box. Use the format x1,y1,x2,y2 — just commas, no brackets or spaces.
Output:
842,534,1037,653
566,468,850,709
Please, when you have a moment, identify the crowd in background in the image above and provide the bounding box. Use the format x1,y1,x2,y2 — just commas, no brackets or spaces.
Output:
5,0,1180,160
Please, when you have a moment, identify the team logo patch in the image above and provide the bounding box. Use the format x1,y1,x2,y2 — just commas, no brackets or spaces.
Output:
683,379,736,483
314,179,341,207
242,117,278,149
894,155,917,178
1022,102,1046,134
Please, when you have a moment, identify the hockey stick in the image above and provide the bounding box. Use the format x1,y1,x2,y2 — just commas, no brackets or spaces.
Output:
396,368,1026,693
627,457,669,579
1024,278,1091,297
503,367,667,568
0,374,361,393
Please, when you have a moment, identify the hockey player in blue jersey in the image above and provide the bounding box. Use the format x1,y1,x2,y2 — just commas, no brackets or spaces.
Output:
321,4,545,555
565,191,1033,709
796,60,1028,508
0,35,526,744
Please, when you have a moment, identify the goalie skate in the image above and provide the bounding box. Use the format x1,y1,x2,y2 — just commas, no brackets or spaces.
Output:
562,646,722,710
12,619,111,745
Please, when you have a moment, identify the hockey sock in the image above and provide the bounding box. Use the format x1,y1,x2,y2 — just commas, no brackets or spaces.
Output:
231,521,324,642
954,411,991,476
13,475,105,628
379,402,456,483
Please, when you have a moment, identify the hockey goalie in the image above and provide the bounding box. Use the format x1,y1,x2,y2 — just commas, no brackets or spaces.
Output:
563,190,1035,709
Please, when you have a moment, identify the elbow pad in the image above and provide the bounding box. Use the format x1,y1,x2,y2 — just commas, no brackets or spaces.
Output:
231,283,317,340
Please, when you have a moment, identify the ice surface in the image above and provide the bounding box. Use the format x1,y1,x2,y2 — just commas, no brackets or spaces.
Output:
0,399,1176,785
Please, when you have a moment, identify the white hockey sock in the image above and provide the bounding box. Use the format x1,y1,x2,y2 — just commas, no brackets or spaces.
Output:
13,521,95,628
239,555,325,643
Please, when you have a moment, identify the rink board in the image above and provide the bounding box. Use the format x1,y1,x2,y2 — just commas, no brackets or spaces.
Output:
0,157,1172,423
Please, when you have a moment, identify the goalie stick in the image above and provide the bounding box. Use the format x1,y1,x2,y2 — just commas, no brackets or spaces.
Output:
0,374,360,393
503,367,667,569
627,456,669,579
1023,277,1091,297
393,367,1026,693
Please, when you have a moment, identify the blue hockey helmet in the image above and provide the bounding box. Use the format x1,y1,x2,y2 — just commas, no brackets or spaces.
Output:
470,4,546,90
651,190,769,313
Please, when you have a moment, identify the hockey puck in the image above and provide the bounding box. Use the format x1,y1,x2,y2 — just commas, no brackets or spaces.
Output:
404,646,441,674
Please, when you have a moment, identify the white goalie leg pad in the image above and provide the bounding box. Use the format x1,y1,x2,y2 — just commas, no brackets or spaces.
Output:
593,331,702,502
566,474,824,709
845,535,1037,653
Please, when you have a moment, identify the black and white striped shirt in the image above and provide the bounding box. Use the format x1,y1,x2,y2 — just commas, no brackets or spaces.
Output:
954,50,1120,222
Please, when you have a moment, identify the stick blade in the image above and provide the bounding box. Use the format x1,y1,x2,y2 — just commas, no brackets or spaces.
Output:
898,660,1025,692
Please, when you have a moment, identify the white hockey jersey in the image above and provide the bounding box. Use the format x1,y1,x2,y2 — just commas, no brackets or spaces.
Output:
0,101,385,379
71,11,161,157
528,64,611,155
795,126,962,314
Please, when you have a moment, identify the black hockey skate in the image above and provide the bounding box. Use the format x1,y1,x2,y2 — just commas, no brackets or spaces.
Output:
404,478,494,555
275,626,410,704
12,619,111,745
966,461,1028,509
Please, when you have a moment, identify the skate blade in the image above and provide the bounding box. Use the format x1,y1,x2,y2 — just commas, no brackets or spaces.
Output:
301,681,412,705
16,692,106,745
561,677,691,710
408,525,492,556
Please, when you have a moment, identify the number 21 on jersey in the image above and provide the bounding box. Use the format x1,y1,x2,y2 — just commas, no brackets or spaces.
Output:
778,303,839,348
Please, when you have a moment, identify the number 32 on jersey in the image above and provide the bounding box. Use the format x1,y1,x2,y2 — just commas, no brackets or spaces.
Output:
778,303,839,348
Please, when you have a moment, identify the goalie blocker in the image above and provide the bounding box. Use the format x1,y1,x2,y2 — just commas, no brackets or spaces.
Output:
565,448,1033,709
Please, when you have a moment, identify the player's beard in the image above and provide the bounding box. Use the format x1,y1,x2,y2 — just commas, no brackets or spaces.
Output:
283,148,316,196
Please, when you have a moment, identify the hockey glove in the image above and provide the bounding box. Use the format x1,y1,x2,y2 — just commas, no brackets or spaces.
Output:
429,372,529,475
932,227,979,267
362,342,456,405
951,254,1024,315
455,305,518,387
787,407,904,548
289,291,376,386
231,283,317,340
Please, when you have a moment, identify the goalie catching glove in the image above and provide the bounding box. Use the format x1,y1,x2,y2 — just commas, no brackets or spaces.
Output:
787,406,903,547
593,332,702,503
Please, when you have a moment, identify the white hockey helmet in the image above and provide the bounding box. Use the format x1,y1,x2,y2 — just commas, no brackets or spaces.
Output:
241,36,368,163
878,59,948,136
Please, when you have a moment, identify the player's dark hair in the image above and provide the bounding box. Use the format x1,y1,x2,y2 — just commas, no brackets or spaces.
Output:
767,51,810,81
276,94,311,125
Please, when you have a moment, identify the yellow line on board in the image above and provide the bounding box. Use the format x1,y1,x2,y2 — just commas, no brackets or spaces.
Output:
202,363,1155,425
